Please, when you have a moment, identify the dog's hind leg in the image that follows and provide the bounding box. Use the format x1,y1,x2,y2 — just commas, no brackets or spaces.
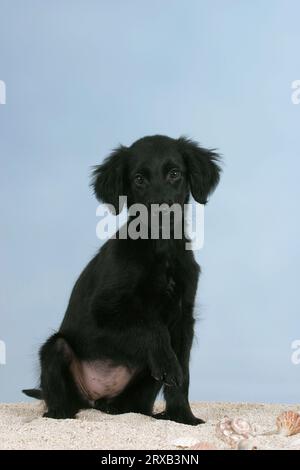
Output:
40,333,84,419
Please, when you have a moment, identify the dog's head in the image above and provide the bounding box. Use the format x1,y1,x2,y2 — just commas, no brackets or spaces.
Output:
91,135,221,216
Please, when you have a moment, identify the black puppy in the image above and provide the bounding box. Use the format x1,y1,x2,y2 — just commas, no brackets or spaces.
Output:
23,135,221,425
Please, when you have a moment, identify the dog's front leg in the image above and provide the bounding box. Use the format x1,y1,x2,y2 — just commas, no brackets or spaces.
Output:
147,323,183,387
154,285,205,426
162,314,204,425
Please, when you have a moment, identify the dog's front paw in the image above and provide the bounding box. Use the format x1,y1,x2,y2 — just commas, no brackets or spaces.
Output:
150,354,183,387
154,410,205,426
180,415,205,426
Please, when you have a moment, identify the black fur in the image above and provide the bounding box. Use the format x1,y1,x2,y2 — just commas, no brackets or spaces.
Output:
23,135,221,425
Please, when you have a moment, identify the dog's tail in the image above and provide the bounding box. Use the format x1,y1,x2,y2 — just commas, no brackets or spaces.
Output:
22,388,43,400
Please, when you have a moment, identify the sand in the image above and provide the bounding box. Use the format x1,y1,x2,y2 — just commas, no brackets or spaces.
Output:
0,401,299,450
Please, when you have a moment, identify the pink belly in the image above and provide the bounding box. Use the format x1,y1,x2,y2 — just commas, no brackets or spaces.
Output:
70,359,136,401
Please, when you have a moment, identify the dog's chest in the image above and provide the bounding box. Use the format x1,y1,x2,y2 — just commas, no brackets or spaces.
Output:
151,260,177,295
148,260,182,323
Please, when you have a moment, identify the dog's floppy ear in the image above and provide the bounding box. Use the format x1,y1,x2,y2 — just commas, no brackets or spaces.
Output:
91,145,128,214
178,137,221,204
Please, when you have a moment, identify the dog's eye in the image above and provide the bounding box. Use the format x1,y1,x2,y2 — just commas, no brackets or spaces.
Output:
134,174,145,186
168,169,181,181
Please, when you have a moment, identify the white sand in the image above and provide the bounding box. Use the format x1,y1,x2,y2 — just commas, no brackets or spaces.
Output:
0,402,299,450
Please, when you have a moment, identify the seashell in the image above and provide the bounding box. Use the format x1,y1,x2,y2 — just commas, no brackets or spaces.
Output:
172,436,199,448
189,441,217,450
216,416,234,436
216,416,254,448
231,417,253,435
238,439,258,450
276,411,300,437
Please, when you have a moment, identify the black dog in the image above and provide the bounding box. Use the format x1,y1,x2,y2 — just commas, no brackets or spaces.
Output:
23,135,221,425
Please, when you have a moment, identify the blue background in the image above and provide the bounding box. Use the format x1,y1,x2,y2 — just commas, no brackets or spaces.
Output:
0,0,299,403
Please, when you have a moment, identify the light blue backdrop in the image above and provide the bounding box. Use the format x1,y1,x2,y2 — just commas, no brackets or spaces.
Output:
0,0,299,403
